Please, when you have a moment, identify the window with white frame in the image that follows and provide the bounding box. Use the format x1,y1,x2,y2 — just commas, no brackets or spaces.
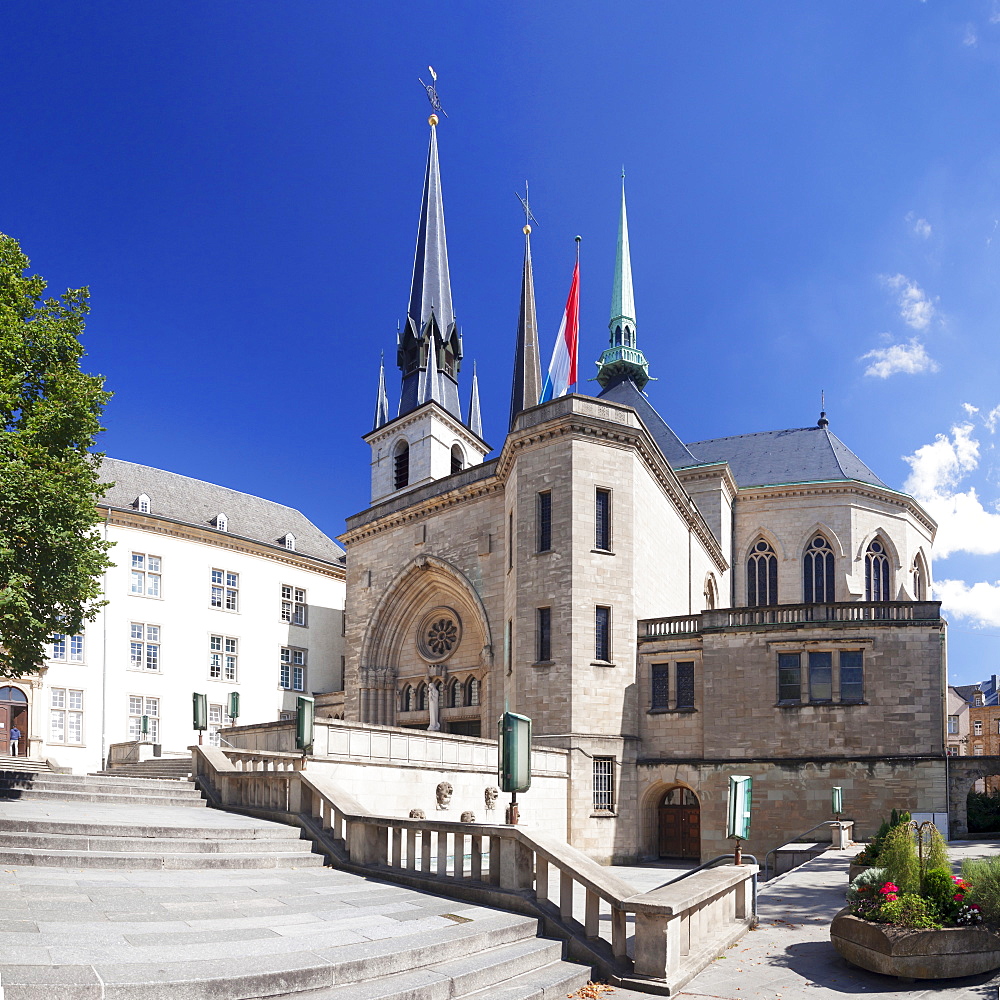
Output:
136,494,150,514
280,647,306,691
129,623,160,672
50,634,84,662
130,553,161,597
948,716,959,734
127,695,159,742
211,569,239,611
209,703,224,747
592,756,615,812
50,688,84,744
975,720,984,735
209,635,238,681
281,585,307,626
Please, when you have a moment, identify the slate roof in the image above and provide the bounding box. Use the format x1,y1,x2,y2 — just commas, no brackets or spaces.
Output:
681,426,890,490
98,457,345,565
597,377,700,468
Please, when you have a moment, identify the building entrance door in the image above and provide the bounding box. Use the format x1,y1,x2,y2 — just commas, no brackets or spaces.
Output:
658,786,700,859
0,686,29,758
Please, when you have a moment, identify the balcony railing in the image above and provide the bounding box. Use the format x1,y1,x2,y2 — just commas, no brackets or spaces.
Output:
641,601,943,638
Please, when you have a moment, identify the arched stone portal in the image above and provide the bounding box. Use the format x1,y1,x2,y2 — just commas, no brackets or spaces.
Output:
359,554,493,733
948,757,1000,839
656,785,701,859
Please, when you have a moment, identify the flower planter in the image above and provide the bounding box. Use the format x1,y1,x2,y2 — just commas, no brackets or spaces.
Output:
848,863,871,883
831,907,1000,979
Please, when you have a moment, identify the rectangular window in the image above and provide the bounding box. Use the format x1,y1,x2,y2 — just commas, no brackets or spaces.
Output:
504,619,512,674
778,652,802,703
281,585,307,625
537,607,551,662
839,650,864,703
593,757,615,811
651,664,669,710
508,511,514,571
537,492,552,552
209,635,238,681
211,569,239,611
948,715,959,735
676,661,695,709
975,720,984,735
280,647,306,690
808,651,833,702
975,745,985,756
129,623,161,672
127,695,159,742
130,553,161,598
50,687,84,744
595,606,611,662
49,634,85,663
595,489,611,551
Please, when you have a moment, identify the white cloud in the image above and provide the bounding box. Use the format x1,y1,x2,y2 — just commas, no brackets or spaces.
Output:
964,403,980,416
985,405,1000,432
903,422,1000,557
882,273,936,330
905,212,932,239
934,579,1000,628
861,338,939,378
964,23,979,46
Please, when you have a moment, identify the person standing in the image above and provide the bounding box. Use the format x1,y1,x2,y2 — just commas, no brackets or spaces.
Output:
9,725,20,756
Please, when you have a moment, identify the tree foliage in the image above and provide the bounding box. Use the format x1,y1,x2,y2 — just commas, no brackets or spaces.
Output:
0,233,112,678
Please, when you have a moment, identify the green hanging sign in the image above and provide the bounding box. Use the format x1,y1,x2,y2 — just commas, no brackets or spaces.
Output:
727,775,753,841
228,690,240,722
498,711,531,793
192,693,208,732
296,695,315,751
832,786,843,817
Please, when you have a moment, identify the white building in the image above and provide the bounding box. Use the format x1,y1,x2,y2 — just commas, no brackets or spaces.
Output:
5,457,345,773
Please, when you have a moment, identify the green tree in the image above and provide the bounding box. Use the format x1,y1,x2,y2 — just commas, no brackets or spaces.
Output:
0,233,112,678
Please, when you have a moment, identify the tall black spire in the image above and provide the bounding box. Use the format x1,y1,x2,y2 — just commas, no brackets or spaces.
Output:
396,114,463,419
509,214,542,429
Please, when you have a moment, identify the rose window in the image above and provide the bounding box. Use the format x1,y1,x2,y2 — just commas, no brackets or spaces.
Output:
426,618,458,656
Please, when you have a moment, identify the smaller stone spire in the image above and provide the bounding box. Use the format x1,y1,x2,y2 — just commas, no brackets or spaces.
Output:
468,361,483,439
419,319,441,405
373,352,389,430
509,193,542,429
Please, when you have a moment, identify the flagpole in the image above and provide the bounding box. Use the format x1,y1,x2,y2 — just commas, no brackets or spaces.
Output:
569,235,581,393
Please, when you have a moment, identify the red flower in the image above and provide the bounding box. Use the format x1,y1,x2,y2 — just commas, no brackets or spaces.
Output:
954,893,965,902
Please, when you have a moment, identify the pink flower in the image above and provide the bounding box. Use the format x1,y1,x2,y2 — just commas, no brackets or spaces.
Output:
954,893,965,902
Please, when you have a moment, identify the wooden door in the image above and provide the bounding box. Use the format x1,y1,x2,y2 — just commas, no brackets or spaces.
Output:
658,804,701,859
0,704,8,755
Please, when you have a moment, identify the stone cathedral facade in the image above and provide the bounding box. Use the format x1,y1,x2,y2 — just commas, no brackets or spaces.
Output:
340,113,948,864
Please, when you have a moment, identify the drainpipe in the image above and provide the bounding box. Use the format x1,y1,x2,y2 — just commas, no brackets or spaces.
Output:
100,507,110,771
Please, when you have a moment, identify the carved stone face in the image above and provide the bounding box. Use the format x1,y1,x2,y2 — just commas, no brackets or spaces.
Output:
460,810,476,823
436,781,453,808
484,786,499,809
409,808,426,820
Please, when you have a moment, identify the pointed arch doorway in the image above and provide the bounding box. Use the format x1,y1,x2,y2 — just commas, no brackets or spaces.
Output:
0,686,29,757
658,785,701,859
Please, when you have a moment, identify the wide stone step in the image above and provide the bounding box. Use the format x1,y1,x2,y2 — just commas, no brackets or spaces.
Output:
0,815,303,841
0,846,325,869
0,786,207,807
0,759,51,773
1,773,203,795
0,830,310,854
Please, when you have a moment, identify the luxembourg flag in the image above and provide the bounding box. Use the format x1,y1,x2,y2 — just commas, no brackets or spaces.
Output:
539,256,580,403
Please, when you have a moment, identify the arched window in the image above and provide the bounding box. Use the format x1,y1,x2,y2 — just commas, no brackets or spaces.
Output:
747,539,778,606
0,686,28,702
465,677,480,707
703,574,718,611
415,683,427,711
446,678,460,708
451,444,465,475
394,441,409,490
803,534,835,603
912,554,927,601
866,539,890,602
399,685,412,713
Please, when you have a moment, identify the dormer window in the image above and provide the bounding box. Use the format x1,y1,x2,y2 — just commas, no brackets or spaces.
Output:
215,513,228,532
135,494,151,514
281,533,296,551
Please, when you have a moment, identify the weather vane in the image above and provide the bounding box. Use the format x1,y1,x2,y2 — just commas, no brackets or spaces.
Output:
418,66,448,117
515,181,539,231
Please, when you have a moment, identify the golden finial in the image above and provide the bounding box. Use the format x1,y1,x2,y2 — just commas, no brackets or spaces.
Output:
523,224,531,235
428,114,439,127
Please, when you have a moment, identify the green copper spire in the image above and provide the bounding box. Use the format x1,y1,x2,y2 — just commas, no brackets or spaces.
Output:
596,174,650,391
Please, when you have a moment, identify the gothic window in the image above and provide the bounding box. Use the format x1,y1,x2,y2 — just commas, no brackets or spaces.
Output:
415,683,427,711
464,677,480,707
803,534,835,603
747,539,778,606
451,444,464,475
394,441,409,490
399,685,412,713
865,539,890,602
446,678,460,709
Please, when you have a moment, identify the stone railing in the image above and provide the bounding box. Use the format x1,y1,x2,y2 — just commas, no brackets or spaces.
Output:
192,744,757,991
641,600,943,638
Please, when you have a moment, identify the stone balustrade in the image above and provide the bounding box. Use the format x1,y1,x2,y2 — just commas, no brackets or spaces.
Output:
192,744,758,991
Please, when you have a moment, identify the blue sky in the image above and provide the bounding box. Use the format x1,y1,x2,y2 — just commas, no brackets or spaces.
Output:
3,2,1000,685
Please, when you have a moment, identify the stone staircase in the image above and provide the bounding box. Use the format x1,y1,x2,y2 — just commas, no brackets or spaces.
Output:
95,754,194,780
0,766,594,1000
0,756,54,774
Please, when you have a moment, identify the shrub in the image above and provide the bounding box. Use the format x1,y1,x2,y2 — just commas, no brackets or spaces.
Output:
878,892,940,929
847,867,889,920
854,810,912,866
923,868,961,923
962,856,1000,924
967,791,1000,833
920,826,950,883
877,825,920,895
